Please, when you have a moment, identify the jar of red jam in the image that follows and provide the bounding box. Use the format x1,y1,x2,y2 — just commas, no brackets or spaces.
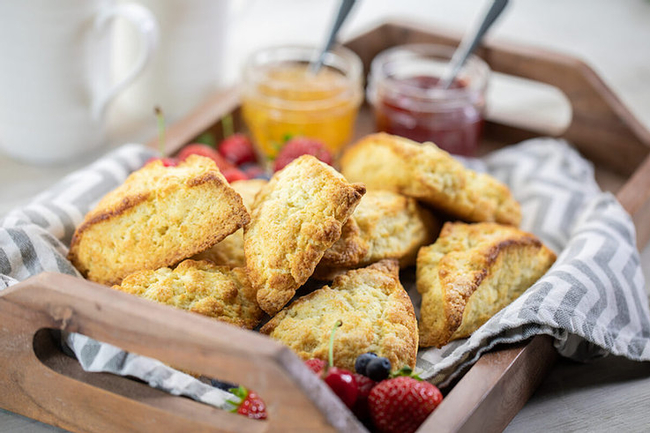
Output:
367,44,490,156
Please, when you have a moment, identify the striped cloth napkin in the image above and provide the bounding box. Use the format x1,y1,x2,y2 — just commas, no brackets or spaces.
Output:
1,139,649,406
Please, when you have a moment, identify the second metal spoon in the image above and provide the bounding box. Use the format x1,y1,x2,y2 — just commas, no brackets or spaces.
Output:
438,0,509,89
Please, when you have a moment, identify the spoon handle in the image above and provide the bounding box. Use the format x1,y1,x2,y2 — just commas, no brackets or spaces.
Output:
438,0,509,89
309,0,357,74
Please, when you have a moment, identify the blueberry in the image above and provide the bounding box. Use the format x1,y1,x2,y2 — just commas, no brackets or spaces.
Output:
366,357,391,381
354,352,377,375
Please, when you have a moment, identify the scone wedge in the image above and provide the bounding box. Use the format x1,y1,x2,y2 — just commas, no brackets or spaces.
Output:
113,259,263,329
69,155,249,285
261,260,418,373
315,190,439,279
193,179,267,267
340,133,521,226
244,155,365,315
417,222,556,348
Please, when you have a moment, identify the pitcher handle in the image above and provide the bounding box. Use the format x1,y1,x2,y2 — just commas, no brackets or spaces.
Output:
92,3,159,121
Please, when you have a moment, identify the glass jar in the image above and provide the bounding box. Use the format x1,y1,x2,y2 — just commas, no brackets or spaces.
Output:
241,45,363,164
367,44,490,156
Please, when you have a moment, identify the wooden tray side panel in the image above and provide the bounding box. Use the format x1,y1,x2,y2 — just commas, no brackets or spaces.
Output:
0,274,367,433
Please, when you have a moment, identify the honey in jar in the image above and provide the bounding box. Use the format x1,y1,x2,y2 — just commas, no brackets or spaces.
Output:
241,46,363,163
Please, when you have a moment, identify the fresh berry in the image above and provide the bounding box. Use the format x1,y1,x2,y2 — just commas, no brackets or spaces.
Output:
228,386,267,420
354,352,378,376
221,167,249,183
368,377,443,433
305,358,326,374
352,373,376,422
240,163,269,180
146,156,178,167
177,143,235,172
324,367,358,409
273,137,332,172
218,133,256,165
320,320,359,408
366,357,392,382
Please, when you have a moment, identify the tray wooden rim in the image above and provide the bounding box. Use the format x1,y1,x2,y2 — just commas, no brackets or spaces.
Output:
2,20,650,433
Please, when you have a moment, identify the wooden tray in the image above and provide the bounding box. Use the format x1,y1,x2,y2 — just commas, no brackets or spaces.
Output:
2,21,650,433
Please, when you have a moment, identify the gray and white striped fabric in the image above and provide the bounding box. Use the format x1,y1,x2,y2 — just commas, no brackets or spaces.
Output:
1,139,649,402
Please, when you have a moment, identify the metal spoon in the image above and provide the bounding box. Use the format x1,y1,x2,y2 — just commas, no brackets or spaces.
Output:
438,0,509,89
309,0,358,74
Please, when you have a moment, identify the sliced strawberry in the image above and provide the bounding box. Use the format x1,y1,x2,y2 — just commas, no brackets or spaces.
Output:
177,143,234,171
228,386,267,420
219,133,257,165
273,137,332,172
368,376,443,433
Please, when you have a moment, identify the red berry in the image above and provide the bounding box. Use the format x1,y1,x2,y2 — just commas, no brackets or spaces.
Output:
352,373,377,422
368,377,443,433
219,133,257,165
304,358,326,374
229,386,267,420
222,168,249,183
177,143,234,171
146,156,178,167
323,367,358,409
273,137,332,172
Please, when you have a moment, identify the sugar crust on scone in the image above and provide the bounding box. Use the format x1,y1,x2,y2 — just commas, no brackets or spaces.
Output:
417,222,556,348
192,179,267,268
260,260,418,372
244,155,365,315
68,155,249,286
340,133,521,226
113,259,263,329
316,190,439,279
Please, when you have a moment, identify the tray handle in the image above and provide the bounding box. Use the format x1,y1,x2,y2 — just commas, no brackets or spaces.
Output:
0,273,365,433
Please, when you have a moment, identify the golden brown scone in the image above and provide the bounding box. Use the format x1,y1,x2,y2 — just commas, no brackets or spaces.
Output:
260,260,418,372
113,259,263,329
417,222,556,348
68,155,250,286
340,133,521,226
244,155,366,315
316,190,439,280
192,179,267,267
318,217,369,268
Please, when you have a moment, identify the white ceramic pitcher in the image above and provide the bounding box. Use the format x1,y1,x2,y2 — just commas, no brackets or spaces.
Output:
0,0,159,165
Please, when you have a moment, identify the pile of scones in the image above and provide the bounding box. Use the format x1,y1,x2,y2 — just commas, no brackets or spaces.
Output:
68,133,556,373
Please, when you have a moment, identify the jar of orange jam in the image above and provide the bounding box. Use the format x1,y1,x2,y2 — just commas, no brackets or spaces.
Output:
241,45,363,164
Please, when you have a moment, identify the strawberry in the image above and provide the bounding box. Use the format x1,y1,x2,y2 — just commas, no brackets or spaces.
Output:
219,133,257,165
352,373,376,422
177,143,234,172
228,386,267,420
273,137,332,172
146,156,178,167
368,376,443,433
305,358,327,374
221,167,249,183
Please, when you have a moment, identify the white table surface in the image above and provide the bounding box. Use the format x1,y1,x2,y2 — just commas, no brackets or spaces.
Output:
2,0,650,431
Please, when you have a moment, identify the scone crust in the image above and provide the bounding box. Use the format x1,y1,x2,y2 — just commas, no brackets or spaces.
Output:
113,259,263,329
244,155,365,315
417,222,556,348
317,190,439,279
68,155,249,285
261,260,418,372
340,133,521,226
192,179,267,268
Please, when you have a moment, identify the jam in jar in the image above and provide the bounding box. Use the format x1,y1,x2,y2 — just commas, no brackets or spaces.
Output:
368,44,490,156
